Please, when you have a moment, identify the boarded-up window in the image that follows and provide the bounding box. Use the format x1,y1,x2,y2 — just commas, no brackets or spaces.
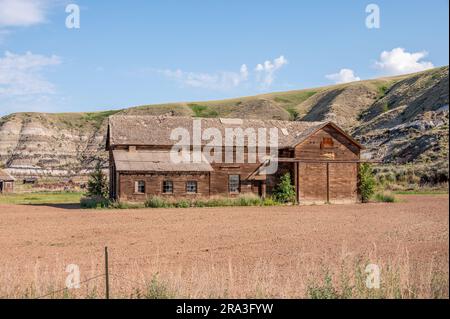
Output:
163,181,173,194
135,181,145,194
321,137,334,149
229,175,240,193
186,181,198,193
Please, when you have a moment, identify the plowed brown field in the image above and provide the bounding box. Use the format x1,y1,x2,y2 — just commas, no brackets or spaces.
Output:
0,195,448,298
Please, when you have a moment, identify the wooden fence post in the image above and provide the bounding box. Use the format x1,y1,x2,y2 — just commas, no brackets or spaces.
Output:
105,246,110,299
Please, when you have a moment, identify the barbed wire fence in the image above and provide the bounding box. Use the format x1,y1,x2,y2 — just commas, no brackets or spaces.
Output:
1,247,152,300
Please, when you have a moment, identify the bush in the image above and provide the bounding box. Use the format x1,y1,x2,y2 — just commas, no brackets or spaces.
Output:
175,199,191,208
87,163,108,199
237,194,263,206
80,196,110,209
374,192,397,203
262,197,279,206
145,196,171,208
360,163,376,203
274,173,296,203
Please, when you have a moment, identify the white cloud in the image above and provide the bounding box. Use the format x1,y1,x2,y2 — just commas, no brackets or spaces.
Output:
0,0,48,27
0,51,61,97
255,55,288,87
374,47,434,75
325,68,361,84
159,55,287,91
160,64,249,91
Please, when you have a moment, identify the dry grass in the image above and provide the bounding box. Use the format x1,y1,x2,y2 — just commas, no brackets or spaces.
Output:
0,195,448,299
0,244,447,299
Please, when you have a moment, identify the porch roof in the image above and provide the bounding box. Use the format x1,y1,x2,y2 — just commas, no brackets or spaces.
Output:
112,150,213,172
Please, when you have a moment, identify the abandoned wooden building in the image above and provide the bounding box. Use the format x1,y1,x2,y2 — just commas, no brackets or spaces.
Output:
0,169,15,194
106,115,364,204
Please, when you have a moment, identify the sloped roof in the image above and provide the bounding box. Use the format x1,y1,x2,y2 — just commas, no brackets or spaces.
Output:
113,150,213,172
0,169,15,181
108,115,330,149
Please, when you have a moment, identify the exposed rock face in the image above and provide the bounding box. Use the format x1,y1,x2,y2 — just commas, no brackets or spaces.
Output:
0,113,107,176
353,67,449,167
0,66,448,180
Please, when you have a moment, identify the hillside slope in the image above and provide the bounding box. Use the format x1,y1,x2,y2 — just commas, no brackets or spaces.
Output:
0,66,448,182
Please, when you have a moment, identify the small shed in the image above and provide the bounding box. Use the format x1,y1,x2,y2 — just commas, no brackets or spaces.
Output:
0,169,15,194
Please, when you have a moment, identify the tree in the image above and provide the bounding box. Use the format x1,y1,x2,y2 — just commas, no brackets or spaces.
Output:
275,172,296,203
87,163,108,198
360,163,376,203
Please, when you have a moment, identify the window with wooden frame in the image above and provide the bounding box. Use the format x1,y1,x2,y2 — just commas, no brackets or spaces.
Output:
162,180,173,194
186,181,198,194
320,137,334,149
135,180,145,194
228,175,240,193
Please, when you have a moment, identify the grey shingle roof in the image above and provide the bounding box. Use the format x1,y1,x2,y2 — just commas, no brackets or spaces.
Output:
113,150,213,172
108,115,327,149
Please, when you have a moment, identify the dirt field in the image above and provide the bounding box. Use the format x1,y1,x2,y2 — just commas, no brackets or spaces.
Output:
0,195,448,299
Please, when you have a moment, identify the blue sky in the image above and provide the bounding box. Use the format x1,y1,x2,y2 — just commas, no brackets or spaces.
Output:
0,0,448,115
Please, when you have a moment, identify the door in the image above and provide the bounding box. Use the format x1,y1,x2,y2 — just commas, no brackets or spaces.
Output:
298,163,328,204
0,181,3,193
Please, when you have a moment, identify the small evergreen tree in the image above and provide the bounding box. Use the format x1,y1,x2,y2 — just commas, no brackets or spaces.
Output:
87,163,108,198
275,172,296,203
360,163,376,203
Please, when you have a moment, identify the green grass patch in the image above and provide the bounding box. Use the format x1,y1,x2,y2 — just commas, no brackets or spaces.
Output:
144,195,281,209
377,84,389,99
189,104,219,118
82,110,121,128
373,192,398,203
0,192,84,205
286,107,299,120
394,190,449,195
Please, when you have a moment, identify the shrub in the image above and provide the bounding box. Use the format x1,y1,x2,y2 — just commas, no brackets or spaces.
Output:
237,194,263,206
80,196,110,209
262,197,279,206
360,163,376,203
374,192,397,203
175,199,191,208
109,201,144,209
145,196,171,208
274,173,296,203
145,275,173,299
307,273,340,299
86,163,108,199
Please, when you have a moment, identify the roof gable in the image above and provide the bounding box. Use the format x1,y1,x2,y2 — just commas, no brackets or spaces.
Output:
291,122,364,150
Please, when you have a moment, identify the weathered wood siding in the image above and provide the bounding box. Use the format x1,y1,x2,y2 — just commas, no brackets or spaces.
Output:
295,126,360,160
109,123,361,203
329,163,358,203
298,163,328,203
118,172,210,202
295,125,360,204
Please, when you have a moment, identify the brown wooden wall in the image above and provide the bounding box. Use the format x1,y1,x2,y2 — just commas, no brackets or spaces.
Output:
118,172,210,202
295,126,360,160
295,125,360,204
0,181,14,193
209,162,262,197
298,163,328,203
329,163,358,203
109,123,361,203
